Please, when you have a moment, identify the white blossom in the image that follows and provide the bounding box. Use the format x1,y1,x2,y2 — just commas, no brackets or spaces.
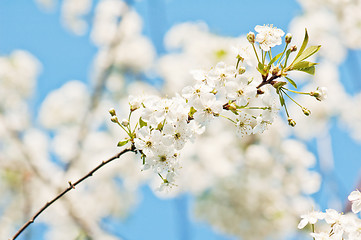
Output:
298,211,325,229
348,190,361,214
255,24,285,51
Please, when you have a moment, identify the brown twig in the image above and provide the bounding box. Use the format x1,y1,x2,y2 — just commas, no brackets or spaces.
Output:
256,74,280,89
10,145,136,240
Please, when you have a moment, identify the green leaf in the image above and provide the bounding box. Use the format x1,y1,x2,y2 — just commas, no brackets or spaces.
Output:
293,45,321,64
291,61,317,70
139,117,147,128
295,65,316,75
283,49,292,68
294,28,309,62
257,62,266,75
117,139,129,147
268,52,283,67
285,76,298,89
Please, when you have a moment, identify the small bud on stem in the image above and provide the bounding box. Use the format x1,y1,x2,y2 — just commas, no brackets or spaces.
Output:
111,116,118,123
109,108,116,116
285,33,292,44
247,32,255,44
288,118,296,127
302,108,311,116
121,119,129,127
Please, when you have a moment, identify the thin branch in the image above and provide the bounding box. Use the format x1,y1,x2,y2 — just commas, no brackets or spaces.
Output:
10,145,136,240
256,74,280,89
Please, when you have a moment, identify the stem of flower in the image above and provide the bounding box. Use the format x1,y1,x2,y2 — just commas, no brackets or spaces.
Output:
236,57,241,69
240,106,271,110
281,89,303,109
262,49,266,65
277,43,289,66
251,43,260,63
312,224,315,240
279,91,290,118
219,114,237,124
282,87,310,95
268,50,273,62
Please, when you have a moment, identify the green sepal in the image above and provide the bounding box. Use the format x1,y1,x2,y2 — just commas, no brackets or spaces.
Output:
139,117,147,128
117,139,129,147
273,81,287,90
189,106,197,118
285,76,298,89
156,122,164,130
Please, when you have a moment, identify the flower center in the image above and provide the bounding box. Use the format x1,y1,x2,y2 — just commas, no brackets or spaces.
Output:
205,107,213,114
159,155,167,162
174,132,181,139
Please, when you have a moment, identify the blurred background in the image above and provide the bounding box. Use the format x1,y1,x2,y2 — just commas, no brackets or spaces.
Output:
0,0,361,239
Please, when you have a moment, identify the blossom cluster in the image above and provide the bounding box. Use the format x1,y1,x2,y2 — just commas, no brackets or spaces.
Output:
121,64,276,187
193,121,321,240
111,25,324,187
298,190,361,240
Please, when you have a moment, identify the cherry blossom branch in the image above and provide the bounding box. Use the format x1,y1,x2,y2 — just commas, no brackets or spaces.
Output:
10,145,136,240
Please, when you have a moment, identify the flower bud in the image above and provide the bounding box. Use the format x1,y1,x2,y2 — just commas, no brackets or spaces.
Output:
288,118,296,127
310,87,327,101
247,32,255,43
290,45,297,52
271,66,281,76
121,119,129,127
111,116,118,123
273,81,287,89
109,108,116,116
285,33,292,44
238,66,246,74
302,108,311,116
